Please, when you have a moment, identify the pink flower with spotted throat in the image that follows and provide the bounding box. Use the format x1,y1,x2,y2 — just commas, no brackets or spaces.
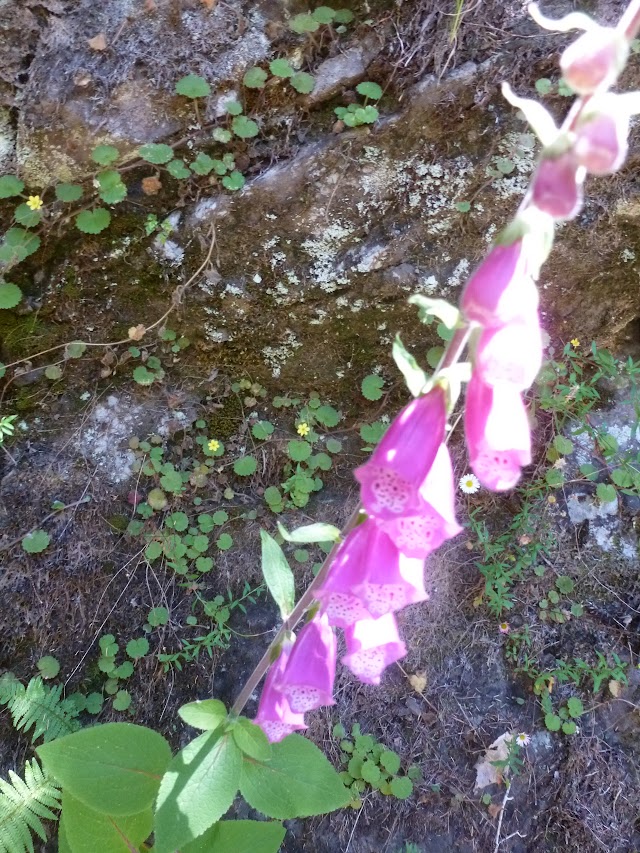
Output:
274,613,336,713
254,640,307,743
342,613,407,685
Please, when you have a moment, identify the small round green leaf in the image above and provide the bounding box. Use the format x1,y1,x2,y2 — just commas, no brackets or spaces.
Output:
290,72,315,94
252,420,275,440
389,776,413,799
224,100,243,116
0,282,22,309
356,81,383,100
0,175,25,198
64,341,87,359
562,720,577,735
243,66,268,88
91,144,119,165
222,170,245,191
216,533,233,551
288,440,312,462
14,203,42,228
191,152,215,175
166,159,191,179
289,12,320,33
55,183,83,202
361,374,384,401
232,115,259,139
112,690,132,711
175,74,211,98
212,510,228,525
148,606,169,627
37,655,60,679
596,482,617,503
139,143,175,164
312,6,336,23
269,58,294,78
234,456,257,476
334,9,355,23
380,749,401,774
212,127,233,143
45,364,63,380
133,365,155,385
566,696,584,718
22,529,50,554
75,208,111,234
147,489,168,510
126,638,150,659
326,438,342,454
545,713,562,732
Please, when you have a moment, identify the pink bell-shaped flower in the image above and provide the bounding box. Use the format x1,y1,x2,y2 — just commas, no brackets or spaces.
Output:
460,211,553,328
342,613,407,685
474,313,543,391
274,613,336,713
316,520,427,627
354,387,446,521
254,640,307,743
381,443,462,559
531,152,586,221
464,374,531,492
575,105,629,176
561,28,629,95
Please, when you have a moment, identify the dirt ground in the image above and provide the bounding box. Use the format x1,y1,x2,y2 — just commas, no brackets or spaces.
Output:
1,1,640,852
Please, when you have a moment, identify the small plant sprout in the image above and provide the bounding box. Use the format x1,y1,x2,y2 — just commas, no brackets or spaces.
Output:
459,473,480,494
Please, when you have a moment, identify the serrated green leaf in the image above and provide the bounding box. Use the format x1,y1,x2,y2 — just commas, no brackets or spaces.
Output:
167,159,191,179
260,530,295,619
154,731,241,853
566,696,584,718
234,456,257,476
596,482,617,503
545,468,565,487
45,364,62,380
361,374,384,401
0,227,40,263
175,74,211,98
312,6,336,23
139,143,175,164
243,66,268,88
191,152,216,175
390,776,413,799
359,421,387,445
380,749,401,774
315,404,340,427
126,638,149,659
553,435,574,455
544,713,562,732
22,529,51,554
232,115,259,139
0,175,25,198
269,58,294,78
356,81,382,100
290,72,315,94
14,202,42,227
232,718,272,761
252,420,275,440
91,144,119,165
178,699,227,731
288,440,312,462
221,170,245,191
289,12,320,33
37,723,171,815
75,208,111,234
55,183,83,202
212,127,233,142
0,281,23,309
239,733,350,819
37,655,60,679
64,341,87,359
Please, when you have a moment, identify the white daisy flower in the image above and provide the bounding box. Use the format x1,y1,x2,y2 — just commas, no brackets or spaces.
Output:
459,473,480,494
515,732,530,746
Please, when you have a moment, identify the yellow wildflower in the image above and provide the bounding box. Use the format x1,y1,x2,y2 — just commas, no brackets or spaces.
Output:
570,338,580,348
207,439,220,453
26,195,43,211
297,422,310,437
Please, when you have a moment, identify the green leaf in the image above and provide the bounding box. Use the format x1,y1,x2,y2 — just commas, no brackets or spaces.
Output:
252,420,275,440
408,294,460,329
289,12,320,33
91,144,119,165
0,175,25,198
315,405,340,427
212,510,229,525
191,152,216,175
61,791,152,853
359,421,387,445
224,100,243,116
234,456,257,476
217,533,233,551
112,690,132,711
264,486,283,506
232,718,272,761
596,482,617,503
148,606,169,627
239,733,350,819
260,530,295,619
455,200,471,212
0,281,23,309
243,66,268,88
232,115,259,139
97,169,128,204
75,208,111,234
269,58,294,78
535,77,553,95
545,468,564,487
566,696,584,718
379,749,401,774
392,335,428,397
176,74,211,98
288,440,312,462
326,438,342,454
277,522,340,544
212,127,233,142
553,435,574,455
313,6,336,23
139,143,175,164
37,723,171,815
544,713,562,732
154,731,241,853
579,462,599,481
562,720,577,734
389,776,413,799
361,374,384,401
290,72,315,94
55,183,83,202
182,820,286,853
126,638,149,659
167,159,191,179
360,760,380,784
160,469,183,493
0,227,40,262
222,170,246,191
22,530,50,554
113,661,134,679
37,655,60,679
64,341,87,359
45,364,63,380
178,699,227,731
555,575,574,594
14,203,42,227
356,81,383,100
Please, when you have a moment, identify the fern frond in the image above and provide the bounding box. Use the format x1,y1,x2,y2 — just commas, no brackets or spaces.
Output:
0,759,61,853
0,676,80,743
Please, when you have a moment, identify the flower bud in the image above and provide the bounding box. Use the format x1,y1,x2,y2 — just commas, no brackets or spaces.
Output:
464,374,531,491
342,613,407,685
354,387,446,521
531,152,585,221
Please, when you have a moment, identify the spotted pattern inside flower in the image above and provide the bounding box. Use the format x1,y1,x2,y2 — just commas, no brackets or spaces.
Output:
474,452,521,489
361,583,407,617
391,513,440,554
284,685,322,713
258,719,300,742
347,647,386,681
323,592,370,626
368,467,412,513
